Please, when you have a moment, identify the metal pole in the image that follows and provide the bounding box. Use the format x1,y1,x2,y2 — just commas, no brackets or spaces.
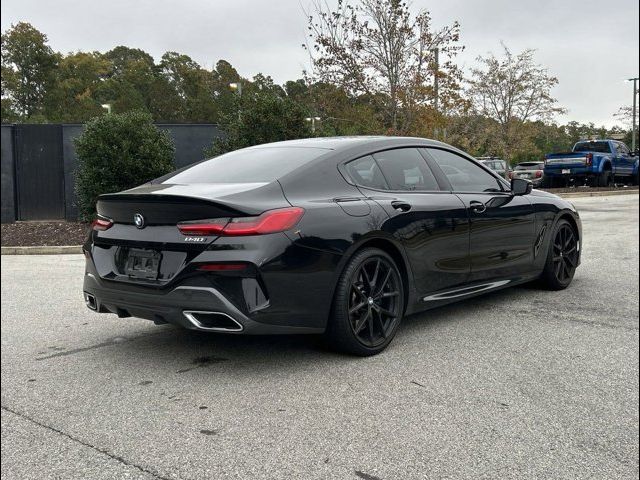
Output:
433,47,439,139
433,48,439,113
632,78,638,152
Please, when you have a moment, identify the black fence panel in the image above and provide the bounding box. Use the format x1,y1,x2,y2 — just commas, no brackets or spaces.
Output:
61,125,85,221
1,125,16,222
14,124,65,220
0,123,223,222
158,124,221,168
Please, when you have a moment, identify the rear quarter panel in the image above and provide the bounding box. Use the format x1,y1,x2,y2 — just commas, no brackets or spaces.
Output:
528,190,582,271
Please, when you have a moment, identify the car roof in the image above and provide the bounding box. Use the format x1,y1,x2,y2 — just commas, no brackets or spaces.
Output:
246,136,447,151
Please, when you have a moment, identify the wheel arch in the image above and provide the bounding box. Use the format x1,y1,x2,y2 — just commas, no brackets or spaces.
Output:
556,211,581,245
329,235,413,317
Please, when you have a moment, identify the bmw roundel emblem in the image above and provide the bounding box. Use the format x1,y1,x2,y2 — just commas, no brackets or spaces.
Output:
133,213,145,229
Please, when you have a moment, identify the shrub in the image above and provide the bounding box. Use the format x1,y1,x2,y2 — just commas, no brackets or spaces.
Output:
74,111,175,220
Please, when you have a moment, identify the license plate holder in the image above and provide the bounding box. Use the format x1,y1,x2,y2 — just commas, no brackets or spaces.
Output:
562,169,571,175
125,248,161,279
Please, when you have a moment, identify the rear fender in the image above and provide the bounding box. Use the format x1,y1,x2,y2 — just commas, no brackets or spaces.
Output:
593,156,611,173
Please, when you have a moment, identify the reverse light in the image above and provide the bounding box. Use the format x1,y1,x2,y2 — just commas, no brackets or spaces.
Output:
91,217,113,231
178,207,305,237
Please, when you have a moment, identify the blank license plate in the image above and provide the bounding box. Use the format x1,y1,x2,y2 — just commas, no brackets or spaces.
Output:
125,248,161,279
562,169,571,174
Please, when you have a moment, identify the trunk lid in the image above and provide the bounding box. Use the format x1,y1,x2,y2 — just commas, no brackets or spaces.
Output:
91,181,289,286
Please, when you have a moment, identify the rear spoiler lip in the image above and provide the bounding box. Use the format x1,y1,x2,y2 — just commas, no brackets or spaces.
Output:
96,193,253,217
96,182,291,217
98,192,221,204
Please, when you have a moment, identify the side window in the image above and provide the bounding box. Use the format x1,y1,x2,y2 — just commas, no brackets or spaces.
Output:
345,155,388,190
427,148,503,192
619,143,630,155
372,148,439,191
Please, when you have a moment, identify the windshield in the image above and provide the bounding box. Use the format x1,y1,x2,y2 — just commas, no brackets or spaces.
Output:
163,146,331,184
573,141,610,153
515,163,543,170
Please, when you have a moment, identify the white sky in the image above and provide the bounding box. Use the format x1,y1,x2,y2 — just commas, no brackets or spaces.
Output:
2,0,639,127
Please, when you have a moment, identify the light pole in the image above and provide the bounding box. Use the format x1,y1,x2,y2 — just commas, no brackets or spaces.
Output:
628,77,639,152
305,116,321,133
229,82,242,97
229,82,242,121
432,47,440,140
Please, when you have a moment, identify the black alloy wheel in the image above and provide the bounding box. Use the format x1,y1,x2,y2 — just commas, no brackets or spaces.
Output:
540,219,578,290
348,256,402,348
327,248,404,356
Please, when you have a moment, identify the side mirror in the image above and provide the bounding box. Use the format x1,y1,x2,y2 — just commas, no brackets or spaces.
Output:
511,178,533,196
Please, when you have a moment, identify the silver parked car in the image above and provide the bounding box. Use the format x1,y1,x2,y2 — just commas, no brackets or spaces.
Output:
511,161,545,187
477,157,510,179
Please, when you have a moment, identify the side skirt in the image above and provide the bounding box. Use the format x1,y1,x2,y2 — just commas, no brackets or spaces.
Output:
406,273,540,314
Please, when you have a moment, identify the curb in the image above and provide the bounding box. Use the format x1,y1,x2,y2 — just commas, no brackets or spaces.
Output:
1,245,83,255
555,189,639,199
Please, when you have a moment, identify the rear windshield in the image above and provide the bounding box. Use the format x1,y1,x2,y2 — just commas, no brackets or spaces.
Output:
163,146,330,184
515,163,543,170
573,141,610,153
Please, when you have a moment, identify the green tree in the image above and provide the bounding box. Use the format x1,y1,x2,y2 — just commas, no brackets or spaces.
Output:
468,44,566,162
1,22,58,120
74,111,175,220
306,0,464,133
158,51,216,122
44,51,110,122
97,46,157,115
285,80,385,135
206,75,312,155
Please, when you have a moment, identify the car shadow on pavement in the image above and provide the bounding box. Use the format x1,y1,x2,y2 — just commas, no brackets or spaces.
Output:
76,282,550,374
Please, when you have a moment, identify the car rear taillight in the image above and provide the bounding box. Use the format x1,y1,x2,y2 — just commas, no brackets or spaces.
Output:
178,207,305,237
508,171,514,179
176,218,228,236
585,153,593,166
91,217,113,231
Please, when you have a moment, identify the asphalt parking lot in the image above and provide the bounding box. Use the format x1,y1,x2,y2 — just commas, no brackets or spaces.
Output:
1,194,638,480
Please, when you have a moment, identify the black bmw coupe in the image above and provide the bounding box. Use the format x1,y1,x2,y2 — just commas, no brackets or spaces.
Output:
83,137,581,355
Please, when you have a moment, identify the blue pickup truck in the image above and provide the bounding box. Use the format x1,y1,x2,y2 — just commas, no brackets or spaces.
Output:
544,139,639,187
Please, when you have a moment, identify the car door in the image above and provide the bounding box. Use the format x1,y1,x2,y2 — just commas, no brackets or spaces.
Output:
614,142,634,177
344,149,471,295
424,147,536,283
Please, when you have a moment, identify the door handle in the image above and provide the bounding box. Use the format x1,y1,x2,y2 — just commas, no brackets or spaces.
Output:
391,200,412,212
469,200,487,214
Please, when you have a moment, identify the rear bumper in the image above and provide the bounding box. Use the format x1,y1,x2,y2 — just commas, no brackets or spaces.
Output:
545,166,594,177
83,271,324,335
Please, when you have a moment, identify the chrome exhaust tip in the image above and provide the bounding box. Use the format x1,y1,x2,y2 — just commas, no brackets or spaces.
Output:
183,311,244,332
84,292,97,311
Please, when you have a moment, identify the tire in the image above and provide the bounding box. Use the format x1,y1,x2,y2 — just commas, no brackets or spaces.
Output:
539,219,579,290
326,248,404,356
596,170,612,187
633,171,639,186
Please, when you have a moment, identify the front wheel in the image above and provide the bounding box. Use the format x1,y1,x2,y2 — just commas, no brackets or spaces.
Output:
326,248,404,356
539,219,579,290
